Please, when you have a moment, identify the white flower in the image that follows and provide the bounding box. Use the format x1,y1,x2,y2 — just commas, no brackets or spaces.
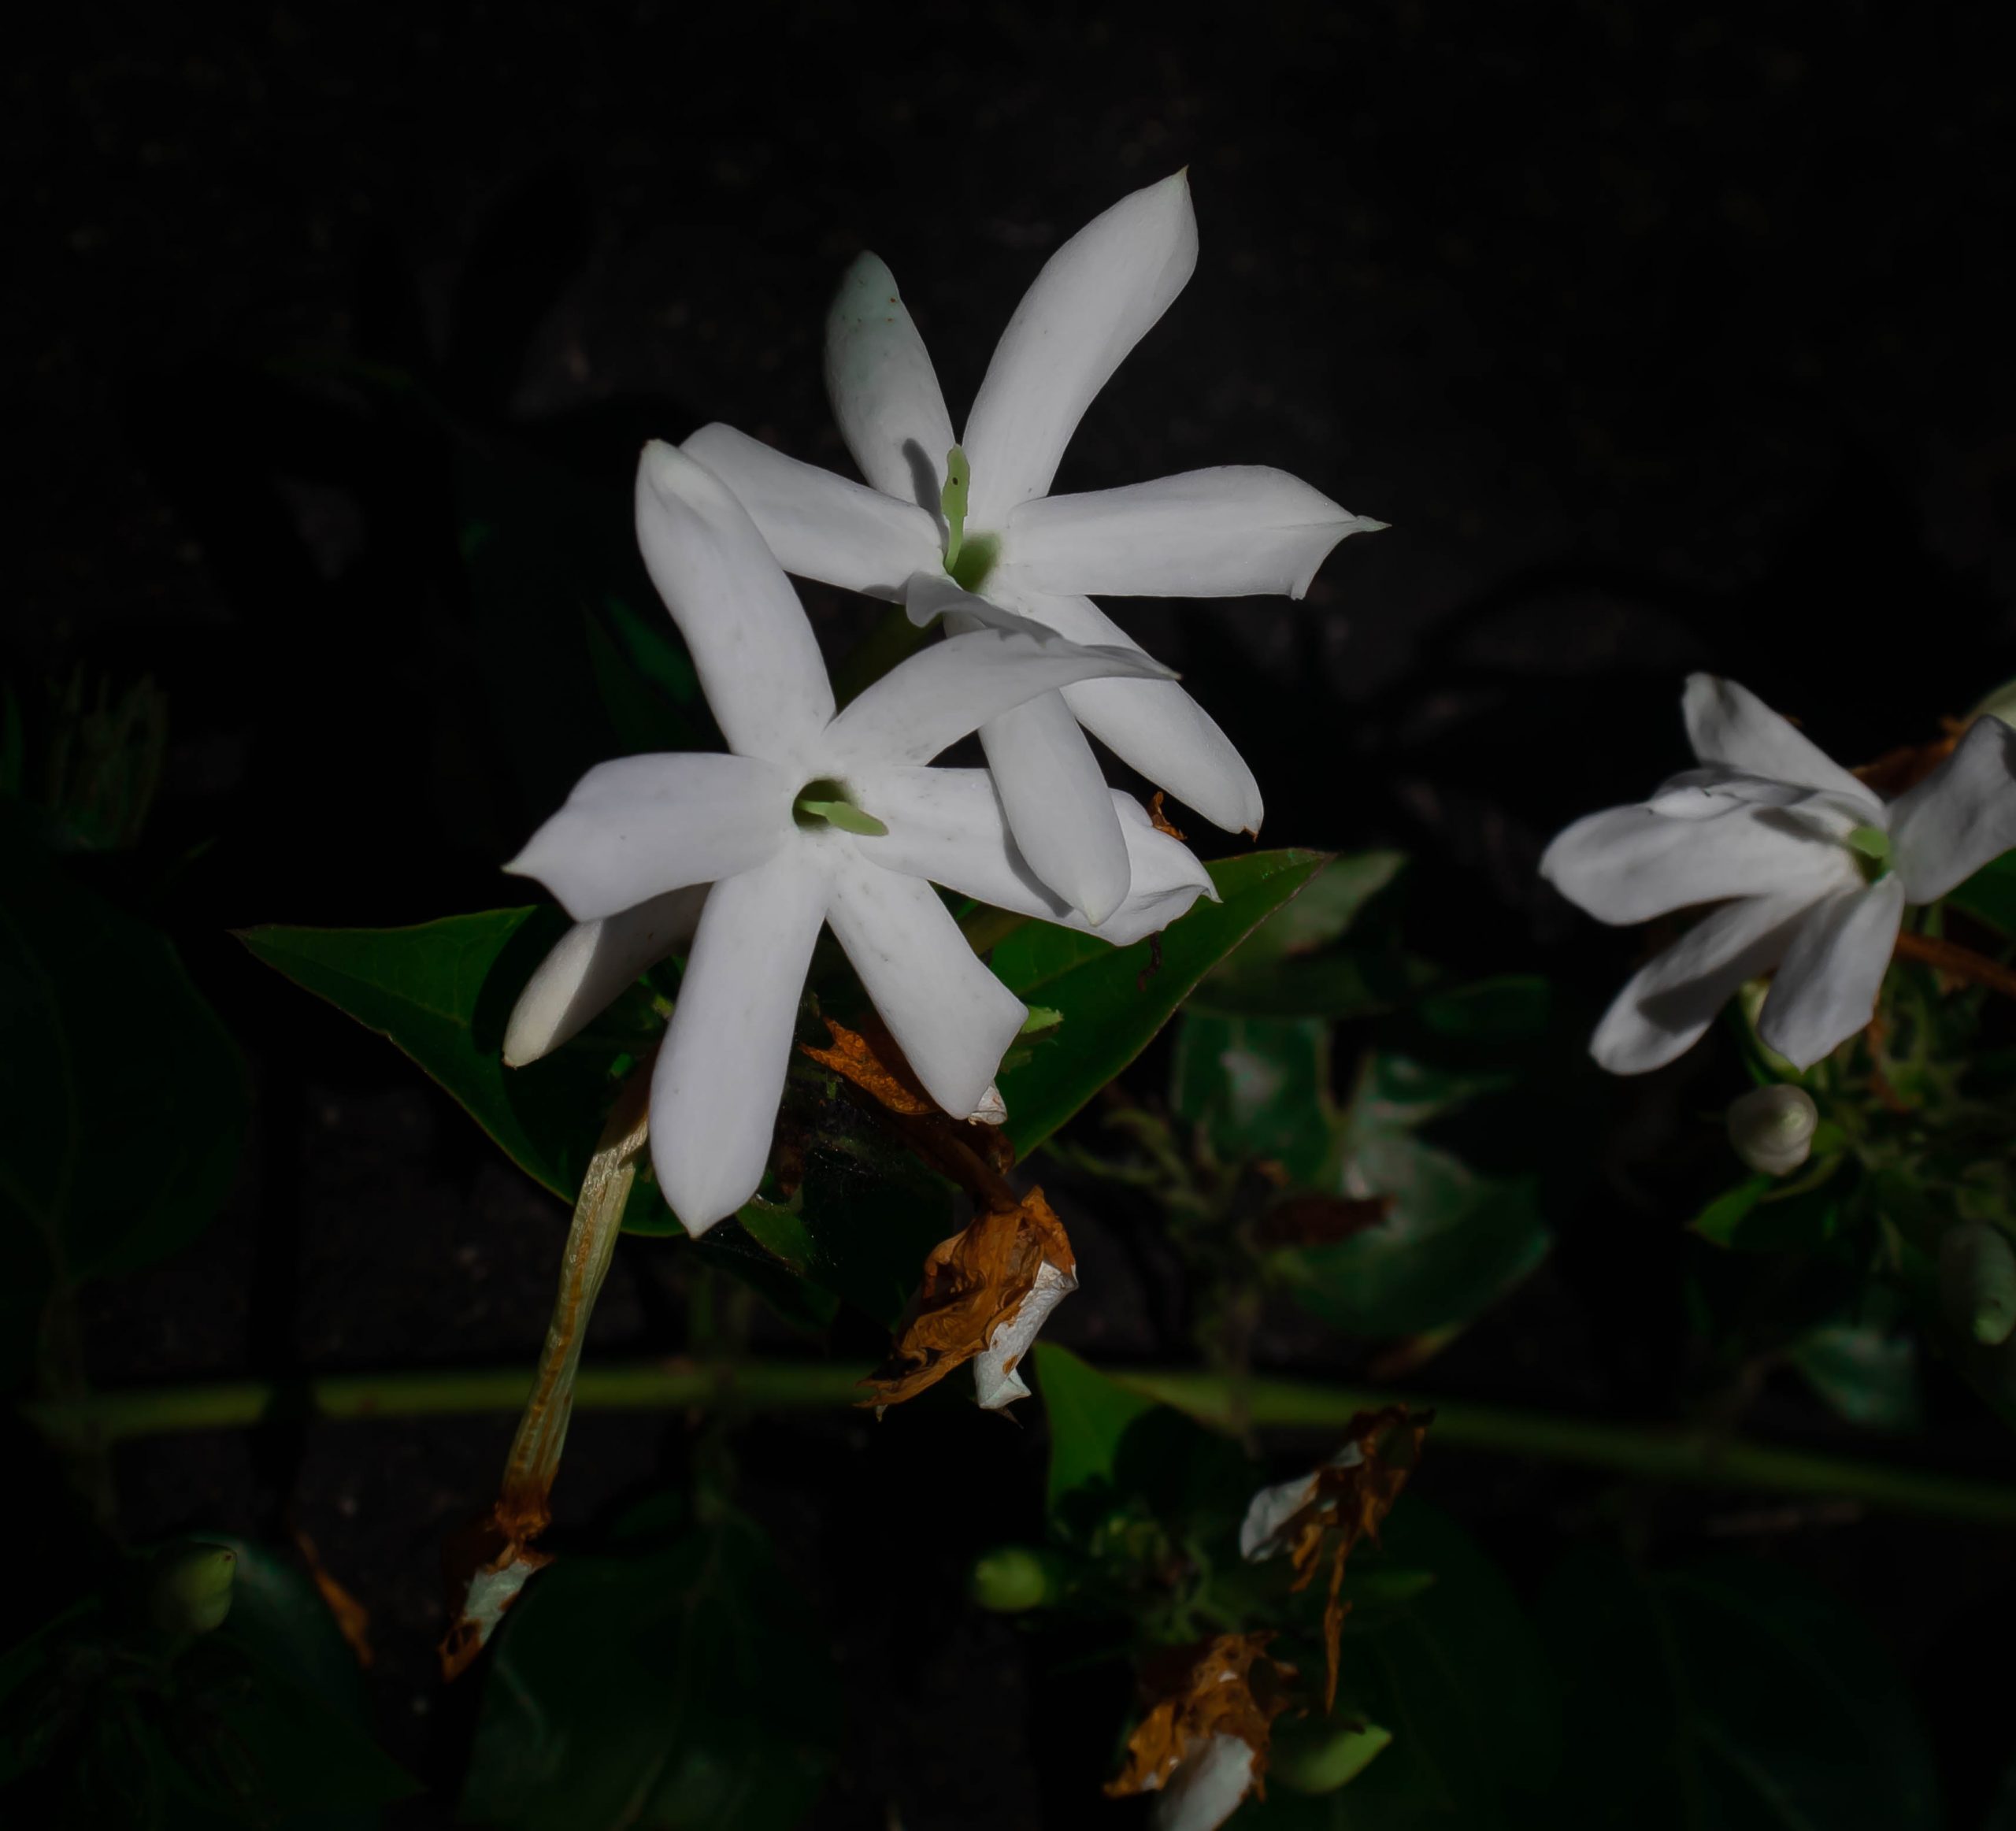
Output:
1543,675,2016,1073
681,172,1383,926
1148,1736,1256,1831
502,442,1213,1233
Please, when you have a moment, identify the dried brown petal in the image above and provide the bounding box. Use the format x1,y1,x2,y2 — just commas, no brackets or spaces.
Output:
1106,1633,1294,1803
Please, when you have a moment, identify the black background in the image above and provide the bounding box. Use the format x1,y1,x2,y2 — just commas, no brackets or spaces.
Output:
9,2,2016,1824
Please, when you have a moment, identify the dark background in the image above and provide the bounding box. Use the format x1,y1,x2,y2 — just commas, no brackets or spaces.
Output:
9,2,2016,1825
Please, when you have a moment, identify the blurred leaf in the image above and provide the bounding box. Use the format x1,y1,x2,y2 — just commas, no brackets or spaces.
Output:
1414,976,1551,1045
1691,1177,1840,1253
1260,1500,1559,1827
1269,1048,1550,1338
1035,1343,1157,1516
1788,1320,1921,1433
991,849,1332,1153
1948,851,2016,937
1172,1014,1332,1179
463,1507,839,1831
1539,1551,1940,1829
0,822,246,1355
1216,851,1406,970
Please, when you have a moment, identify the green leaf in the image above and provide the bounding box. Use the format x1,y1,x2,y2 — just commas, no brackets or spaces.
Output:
991,849,1332,1153
1788,1320,1921,1433
238,908,622,1206
0,822,246,1351
1691,1177,1841,1253
1034,1343,1157,1516
463,1507,840,1831
1215,850,1406,970
1947,851,2016,937
1262,1500,1560,1828
1171,1013,1333,1180
1539,1551,1941,1829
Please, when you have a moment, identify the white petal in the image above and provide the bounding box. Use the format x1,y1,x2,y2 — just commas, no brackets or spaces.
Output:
824,854,1028,1118
821,621,1171,770
973,1257,1078,1410
1588,891,1818,1073
1887,715,2016,903
1647,767,1873,832
506,753,791,923
636,442,834,764
1540,801,1860,928
1153,1736,1256,1831
1681,675,1880,808
1757,875,1906,1069
1005,465,1384,600
962,172,1199,529
825,253,959,512
987,582,1262,834
1238,1470,1324,1561
976,691,1132,926
862,766,1214,945
649,846,828,1234
680,423,939,600
502,886,708,1067
969,1084,1008,1126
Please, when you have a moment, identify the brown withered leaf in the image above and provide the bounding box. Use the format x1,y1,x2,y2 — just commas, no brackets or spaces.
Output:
862,1188,1076,1408
1283,1407,1429,1710
291,1527,374,1668
1147,791,1187,841
802,1016,1017,1191
802,1016,936,1117
1106,1632,1294,1802
1253,1192,1393,1248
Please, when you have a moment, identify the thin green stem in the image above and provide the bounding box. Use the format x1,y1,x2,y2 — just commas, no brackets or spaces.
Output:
22,1361,2016,1526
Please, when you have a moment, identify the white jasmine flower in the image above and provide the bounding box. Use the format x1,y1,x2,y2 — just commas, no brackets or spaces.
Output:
504,442,1211,1233
1543,675,2016,1073
682,172,1383,925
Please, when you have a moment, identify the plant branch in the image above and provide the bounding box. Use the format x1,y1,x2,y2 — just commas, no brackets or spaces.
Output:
24,1361,2016,1527
1893,929,2016,1002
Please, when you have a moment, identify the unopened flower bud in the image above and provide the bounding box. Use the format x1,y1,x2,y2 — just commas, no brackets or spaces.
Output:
146,1542,237,1636
1939,1223,2016,1347
969,1545,1069,1613
1269,1717,1393,1796
1726,1084,1818,1177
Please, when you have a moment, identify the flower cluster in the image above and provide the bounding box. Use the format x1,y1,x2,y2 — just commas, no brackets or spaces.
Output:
502,174,1382,1239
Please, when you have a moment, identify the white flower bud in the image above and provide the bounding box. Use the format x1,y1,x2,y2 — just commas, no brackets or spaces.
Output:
1939,1224,2016,1347
1725,1084,1819,1177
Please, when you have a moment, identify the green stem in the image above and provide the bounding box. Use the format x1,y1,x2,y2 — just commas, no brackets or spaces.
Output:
22,1362,2016,1526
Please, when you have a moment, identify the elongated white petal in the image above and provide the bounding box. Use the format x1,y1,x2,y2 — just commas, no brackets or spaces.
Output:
824,855,1027,1118
983,582,1262,834
636,441,834,765
680,423,939,599
1888,714,2016,903
1647,768,1874,835
973,1257,1078,1409
977,691,1131,925
823,621,1170,769
1239,1468,1326,1561
506,753,791,923
1681,675,1880,808
1006,465,1384,600
862,766,1214,944
1153,1736,1256,1831
1757,875,1906,1069
502,886,707,1067
650,847,829,1233
1540,800,1860,928
1589,891,1818,1073
825,253,958,512
962,172,1199,528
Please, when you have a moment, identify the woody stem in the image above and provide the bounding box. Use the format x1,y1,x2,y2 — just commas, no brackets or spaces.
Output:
1892,930,2016,1001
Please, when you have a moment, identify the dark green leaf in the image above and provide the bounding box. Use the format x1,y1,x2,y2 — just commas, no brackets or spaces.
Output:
0,822,245,1338
1538,1551,1940,1829
1215,851,1406,969
463,1509,840,1831
1788,1321,1921,1433
1948,851,2016,937
1034,1343,1157,1516
1171,1013,1333,1179
991,849,1332,1153
1692,1177,1841,1254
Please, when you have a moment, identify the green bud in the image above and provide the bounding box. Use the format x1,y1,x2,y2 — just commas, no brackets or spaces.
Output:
147,1542,237,1636
1939,1223,2016,1347
968,1545,1065,1613
1271,1717,1393,1795
1726,1084,1819,1177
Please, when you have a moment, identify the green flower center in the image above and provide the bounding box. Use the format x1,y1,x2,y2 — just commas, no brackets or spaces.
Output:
939,443,999,593
1845,824,1892,881
792,778,887,837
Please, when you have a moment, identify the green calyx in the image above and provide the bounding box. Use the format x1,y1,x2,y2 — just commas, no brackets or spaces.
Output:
939,445,999,591
1846,825,1893,880
792,779,888,837
146,1542,237,1636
